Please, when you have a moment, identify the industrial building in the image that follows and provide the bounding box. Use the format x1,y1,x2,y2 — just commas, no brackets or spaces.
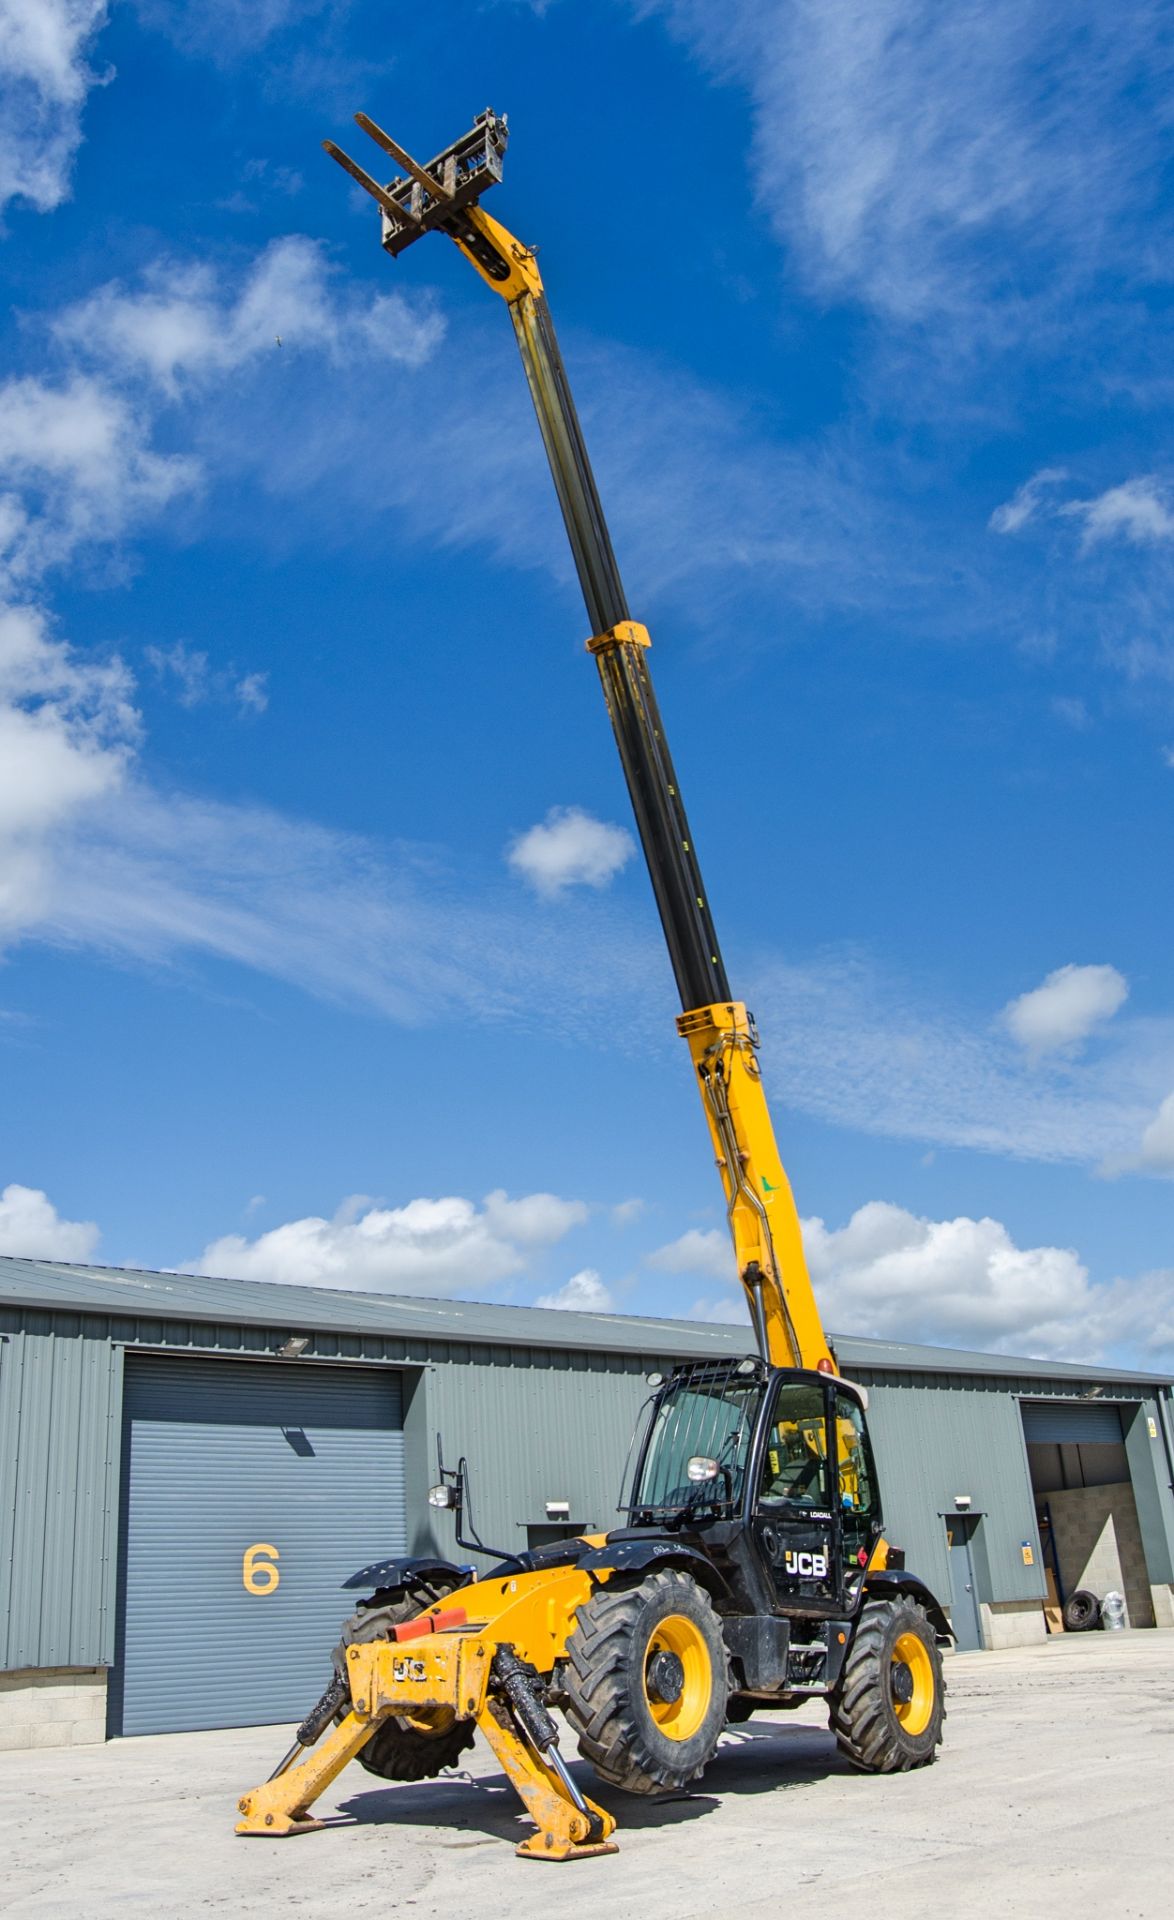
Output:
2,1253,1172,1751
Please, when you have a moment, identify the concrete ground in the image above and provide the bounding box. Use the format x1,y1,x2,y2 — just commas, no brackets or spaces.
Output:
1,1633,1170,1920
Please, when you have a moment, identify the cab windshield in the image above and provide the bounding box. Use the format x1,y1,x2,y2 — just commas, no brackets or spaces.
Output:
630,1364,764,1519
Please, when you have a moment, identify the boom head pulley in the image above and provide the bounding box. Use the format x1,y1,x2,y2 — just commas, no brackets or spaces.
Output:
323,109,509,262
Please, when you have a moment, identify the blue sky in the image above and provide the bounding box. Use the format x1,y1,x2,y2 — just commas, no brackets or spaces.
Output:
1,0,1172,1370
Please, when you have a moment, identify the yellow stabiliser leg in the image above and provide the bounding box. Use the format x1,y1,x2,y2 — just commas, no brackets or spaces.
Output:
235,1631,618,1859
235,1710,375,1836
478,1699,617,1862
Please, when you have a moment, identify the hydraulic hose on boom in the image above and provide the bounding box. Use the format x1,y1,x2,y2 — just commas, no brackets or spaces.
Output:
325,110,832,1376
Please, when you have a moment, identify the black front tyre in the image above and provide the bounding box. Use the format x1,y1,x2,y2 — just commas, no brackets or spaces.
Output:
332,1582,476,1783
830,1597,946,1773
562,1568,729,1795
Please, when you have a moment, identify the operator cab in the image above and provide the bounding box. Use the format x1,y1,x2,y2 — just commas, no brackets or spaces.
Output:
627,1357,882,1616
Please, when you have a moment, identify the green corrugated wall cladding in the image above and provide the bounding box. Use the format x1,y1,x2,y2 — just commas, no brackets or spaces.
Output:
852,1368,1049,1603
3,1301,1173,1673
421,1343,656,1563
0,1321,123,1669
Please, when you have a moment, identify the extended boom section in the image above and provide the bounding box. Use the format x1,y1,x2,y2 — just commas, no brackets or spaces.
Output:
324,109,827,1374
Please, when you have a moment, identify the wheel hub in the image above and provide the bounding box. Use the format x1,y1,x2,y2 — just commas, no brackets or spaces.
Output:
890,1659,914,1706
645,1649,686,1706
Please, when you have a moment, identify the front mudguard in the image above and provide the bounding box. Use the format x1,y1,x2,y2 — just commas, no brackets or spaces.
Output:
576,1537,732,1602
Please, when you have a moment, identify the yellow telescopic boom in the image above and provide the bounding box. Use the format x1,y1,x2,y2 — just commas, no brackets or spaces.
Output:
325,111,833,1375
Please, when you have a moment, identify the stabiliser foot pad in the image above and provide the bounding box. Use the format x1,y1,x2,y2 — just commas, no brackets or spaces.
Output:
235,1815,327,1837
515,1835,620,1862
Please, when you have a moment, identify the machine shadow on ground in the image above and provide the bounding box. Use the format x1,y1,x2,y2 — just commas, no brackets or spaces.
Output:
333,1717,844,1846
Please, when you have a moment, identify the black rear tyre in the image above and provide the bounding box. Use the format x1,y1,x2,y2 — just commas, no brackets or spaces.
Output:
562,1569,729,1795
830,1598,945,1773
333,1581,475,1783
1062,1588,1101,1633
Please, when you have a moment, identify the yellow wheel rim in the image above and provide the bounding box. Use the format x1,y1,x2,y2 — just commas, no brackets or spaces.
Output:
642,1613,712,1741
401,1705,456,1737
891,1631,935,1737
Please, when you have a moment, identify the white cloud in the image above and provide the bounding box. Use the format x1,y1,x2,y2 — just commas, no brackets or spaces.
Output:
1135,1092,1174,1176
797,1200,1174,1368
482,1188,589,1245
647,1227,735,1282
186,1185,588,1294
1002,963,1128,1058
0,374,198,586
611,1197,645,1227
1060,477,1174,549
0,0,110,215
0,603,135,933
235,672,268,715
195,312,909,636
0,244,438,601
507,806,635,898
19,778,657,1031
804,1201,1092,1353
54,239,443,395
989,472,1174,555
1049,696,1091,732
649,0,1172,330
989,468,1069,535
749,952,1167,1167
1162,746,1174,770
146,641,268,716
0,1181,98,1259
534,1268,615,1312
133,0,340,60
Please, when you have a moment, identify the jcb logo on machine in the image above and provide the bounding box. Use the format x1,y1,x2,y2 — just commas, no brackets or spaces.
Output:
784,1549,828,1579
392,1656,428,1684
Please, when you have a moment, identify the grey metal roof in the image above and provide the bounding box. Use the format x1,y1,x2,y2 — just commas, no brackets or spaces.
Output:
0,1254,1169,1386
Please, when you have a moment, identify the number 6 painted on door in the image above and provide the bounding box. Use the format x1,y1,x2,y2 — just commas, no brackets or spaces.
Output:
243,1542,280,1594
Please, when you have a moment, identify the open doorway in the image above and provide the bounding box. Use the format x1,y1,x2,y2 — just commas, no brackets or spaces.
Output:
1021,1401,1154,1629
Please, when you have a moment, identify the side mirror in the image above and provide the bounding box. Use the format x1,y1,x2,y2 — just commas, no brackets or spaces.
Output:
686,1455,719,1483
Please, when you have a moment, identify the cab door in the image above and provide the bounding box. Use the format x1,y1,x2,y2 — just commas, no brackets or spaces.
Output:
752,1378,842,1611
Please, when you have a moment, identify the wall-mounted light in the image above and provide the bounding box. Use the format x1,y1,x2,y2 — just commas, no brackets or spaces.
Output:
278,1336,310,1358
545,1500,571,1520
953,1494,972,1510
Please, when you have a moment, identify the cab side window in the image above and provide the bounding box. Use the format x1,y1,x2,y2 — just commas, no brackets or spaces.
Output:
759,1383,829,1507
834,1389,879,1565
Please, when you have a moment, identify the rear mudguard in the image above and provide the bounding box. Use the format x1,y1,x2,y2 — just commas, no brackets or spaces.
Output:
341,1554,475,1595
863,1569,953,1643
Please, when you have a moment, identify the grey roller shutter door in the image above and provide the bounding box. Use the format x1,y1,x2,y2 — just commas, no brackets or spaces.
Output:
114,1355,407,1736
1021,1401,1126,1445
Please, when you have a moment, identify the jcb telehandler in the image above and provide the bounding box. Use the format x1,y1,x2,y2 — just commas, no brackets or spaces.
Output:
236,110,950,1861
